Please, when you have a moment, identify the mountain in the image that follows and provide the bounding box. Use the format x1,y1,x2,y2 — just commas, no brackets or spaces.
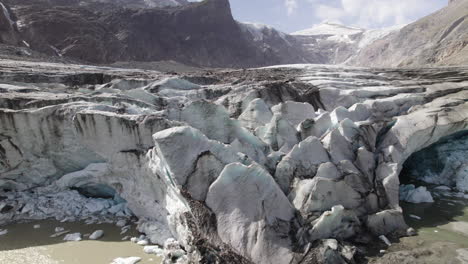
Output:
0,0,466,68
291,21,401,64
0,2,19,45
3,0,189,8
237,22,312,64
350,0,468,67
0,0,311,68
1,57,468,264
292,22,364,36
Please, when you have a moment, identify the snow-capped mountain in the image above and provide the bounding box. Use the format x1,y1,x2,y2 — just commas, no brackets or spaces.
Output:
3,0,189,8
87,0,189,8
292,22,364,37
0,0,315,67
291,21,403,64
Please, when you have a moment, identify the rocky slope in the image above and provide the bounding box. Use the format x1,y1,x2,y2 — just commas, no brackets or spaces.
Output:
0,2,19,45
0,0,406,68
2,0,465,68
0,59,467,263
350,0,468,67
0,0,310,68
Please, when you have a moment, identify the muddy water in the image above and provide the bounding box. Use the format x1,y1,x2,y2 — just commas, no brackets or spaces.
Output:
369,190,468,264
0,220,162,264
402,194,468,246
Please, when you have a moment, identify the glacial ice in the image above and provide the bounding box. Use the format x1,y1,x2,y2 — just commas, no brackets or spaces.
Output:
309,205,360,241
271,101,315,128
238,98,273,130
456,165,468,192
1,61,468,263
275,136,329,193
89,230,104,240
143,245,164,256
0,189,132,225
409,214,421,220
291,177,362,213
206,163,295,264
399,185,434,204
400,132,468,194
111,257,142,264
63,232,82,241
379,235,392,247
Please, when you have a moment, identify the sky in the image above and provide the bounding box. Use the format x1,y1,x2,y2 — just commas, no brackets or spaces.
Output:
227,0,448,33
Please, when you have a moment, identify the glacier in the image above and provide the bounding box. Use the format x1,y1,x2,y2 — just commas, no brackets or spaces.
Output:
0,60,467,263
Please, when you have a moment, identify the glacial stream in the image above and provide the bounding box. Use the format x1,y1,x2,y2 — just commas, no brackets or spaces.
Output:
366,183,468,263
368,132,468,263
0,220,161,264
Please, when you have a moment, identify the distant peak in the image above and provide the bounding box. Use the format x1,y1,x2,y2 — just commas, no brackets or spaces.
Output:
291,22,364,36
316,19,364,29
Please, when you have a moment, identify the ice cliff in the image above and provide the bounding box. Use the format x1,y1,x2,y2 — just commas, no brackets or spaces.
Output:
0,60,468,263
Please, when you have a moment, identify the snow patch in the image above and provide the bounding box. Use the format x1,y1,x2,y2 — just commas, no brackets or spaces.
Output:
358,25,404,49
292,22,363,36
111,257,141,264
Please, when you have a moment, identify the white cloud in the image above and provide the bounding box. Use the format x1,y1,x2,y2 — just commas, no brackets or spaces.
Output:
285,0,298,15
307,0,444,28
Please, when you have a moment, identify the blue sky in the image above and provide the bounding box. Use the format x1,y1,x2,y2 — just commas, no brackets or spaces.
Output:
227,0,447,33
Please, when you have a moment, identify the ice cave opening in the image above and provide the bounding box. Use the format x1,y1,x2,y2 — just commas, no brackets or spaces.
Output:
71,182,119,199
398,130,468,234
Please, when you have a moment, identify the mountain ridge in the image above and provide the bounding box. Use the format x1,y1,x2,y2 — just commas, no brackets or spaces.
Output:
349,0,468,67
0,0,466,68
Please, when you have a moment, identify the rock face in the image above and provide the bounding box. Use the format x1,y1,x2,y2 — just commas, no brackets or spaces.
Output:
0,0,466,68
0,59,467,263
0,0,310,67
0,2,19,45
351,0,468,67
